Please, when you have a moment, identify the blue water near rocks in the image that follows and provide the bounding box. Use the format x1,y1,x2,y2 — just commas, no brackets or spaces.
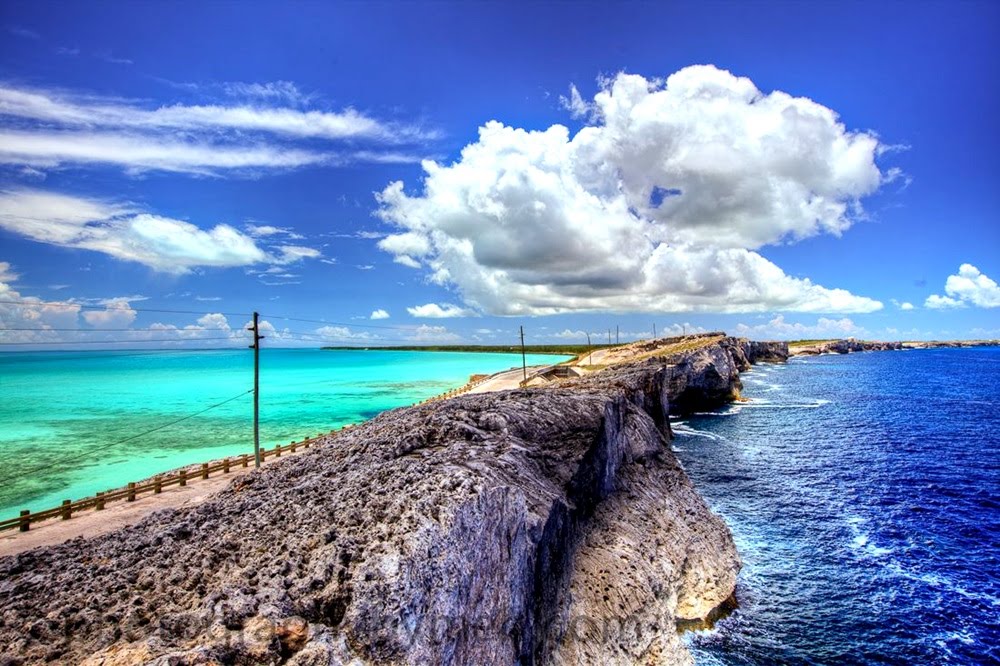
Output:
0,348,568,519
676,347,1000,665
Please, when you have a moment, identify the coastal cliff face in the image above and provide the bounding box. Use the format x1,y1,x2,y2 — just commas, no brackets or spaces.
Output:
738,340,790,365
0,340,762,666
789,338,1000,356
791,339,903,355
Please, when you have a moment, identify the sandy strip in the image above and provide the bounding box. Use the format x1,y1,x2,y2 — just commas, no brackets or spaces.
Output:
0,450,305,558
464,366,535,394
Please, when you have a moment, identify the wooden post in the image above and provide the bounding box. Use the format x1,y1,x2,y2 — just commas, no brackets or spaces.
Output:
96,492,106,509
19,510,29,532
520,325,527,382
275,445,281,458
179,469,187,487
127,482,136,502
290,442,296,453
241,454,248,468
223,458,230,473
304,440,310,449
201,463,209,479
154,477,162,494
248,311,263,468
61,500,71,520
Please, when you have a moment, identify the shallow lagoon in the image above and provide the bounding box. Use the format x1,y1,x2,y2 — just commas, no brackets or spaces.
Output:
0,348,568,517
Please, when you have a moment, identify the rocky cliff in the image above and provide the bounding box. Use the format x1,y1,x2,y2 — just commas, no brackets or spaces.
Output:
0,340,764,666
790,339,903,355
737,340,790,365
789,338,1000,356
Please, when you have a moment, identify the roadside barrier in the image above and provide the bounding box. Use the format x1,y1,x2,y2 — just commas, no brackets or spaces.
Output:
0,428,353,533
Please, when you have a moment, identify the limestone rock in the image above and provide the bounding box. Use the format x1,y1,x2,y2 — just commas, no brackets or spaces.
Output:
0,340,762,665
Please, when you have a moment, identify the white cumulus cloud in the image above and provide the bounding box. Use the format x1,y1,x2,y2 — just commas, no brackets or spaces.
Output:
370,309,390,320
376,65,885,315
925,264,1000,309
551,329,591,340
0,188,320,274
406,302,476,318
734,315,868,340
408,324,460,342
81,297,138,328
314,325,379,342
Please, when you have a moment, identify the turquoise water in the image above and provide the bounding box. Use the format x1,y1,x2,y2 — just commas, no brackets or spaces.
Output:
0,348,567,518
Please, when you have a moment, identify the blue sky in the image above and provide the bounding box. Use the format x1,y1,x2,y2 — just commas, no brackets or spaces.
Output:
0,1,997,349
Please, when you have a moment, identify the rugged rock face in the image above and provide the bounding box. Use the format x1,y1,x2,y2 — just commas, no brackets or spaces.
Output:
791,339,905,355
0,342,755,666
663,342,744,415
901,339,1000,350
738,340,789,365
790,338,1000,356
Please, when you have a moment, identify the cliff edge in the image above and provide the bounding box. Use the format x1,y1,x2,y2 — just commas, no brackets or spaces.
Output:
0,338,770,666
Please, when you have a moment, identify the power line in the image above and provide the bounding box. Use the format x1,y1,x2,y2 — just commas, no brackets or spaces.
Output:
261,312,411,331
0,389,253,485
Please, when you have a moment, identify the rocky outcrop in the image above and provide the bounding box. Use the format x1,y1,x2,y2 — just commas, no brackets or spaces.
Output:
662,341,744,415
738,340,789,365
791,339,905,355
790,338,1000,356
0,342,758,666
901,339,1000,350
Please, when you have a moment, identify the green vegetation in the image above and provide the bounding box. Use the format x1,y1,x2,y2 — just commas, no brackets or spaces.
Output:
320,344,615,355
786,339,837,346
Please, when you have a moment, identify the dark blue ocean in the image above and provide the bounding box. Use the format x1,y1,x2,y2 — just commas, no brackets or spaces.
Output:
675,347,1000,665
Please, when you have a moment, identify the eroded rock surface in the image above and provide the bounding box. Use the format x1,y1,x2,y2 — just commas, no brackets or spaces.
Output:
0,341,757,666
786,338,1000,356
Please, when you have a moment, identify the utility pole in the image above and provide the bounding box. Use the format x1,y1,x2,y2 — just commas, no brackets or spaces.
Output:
653,323,656,339
519,325,527,381
608,328,612,345
616,325,619,345
248,312,265,468
586,332,592,365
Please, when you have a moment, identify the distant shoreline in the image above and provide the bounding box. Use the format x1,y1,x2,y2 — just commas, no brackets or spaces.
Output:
321,344,604,355
787,338,1000,356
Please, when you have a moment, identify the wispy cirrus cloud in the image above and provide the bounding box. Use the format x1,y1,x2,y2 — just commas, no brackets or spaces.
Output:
0,85,434,142
0,129,328,175
221,80,315,106
5,26,40,40
245,223,305,240
0,83,437,175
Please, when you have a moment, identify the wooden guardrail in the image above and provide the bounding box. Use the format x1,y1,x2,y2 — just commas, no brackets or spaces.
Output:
0,427,352,534
416,373,494,406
